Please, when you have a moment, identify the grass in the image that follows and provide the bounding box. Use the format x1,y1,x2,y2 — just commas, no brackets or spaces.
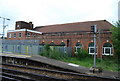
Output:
62,57,92,67
96,57,118,72
41,51,119,72
40,45,119,72
61,56,119,72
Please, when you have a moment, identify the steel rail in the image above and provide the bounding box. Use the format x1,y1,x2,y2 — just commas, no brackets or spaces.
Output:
1,67,68,81
2,63,120,81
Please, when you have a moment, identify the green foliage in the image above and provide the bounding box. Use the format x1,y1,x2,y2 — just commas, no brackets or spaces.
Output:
111,21,120,72
111,21,120,57
76,49,91,59
40,44,50,57
63,56,118,72
49,47,61,60
96,57,118,71
40,44,68,60
40,45,118,71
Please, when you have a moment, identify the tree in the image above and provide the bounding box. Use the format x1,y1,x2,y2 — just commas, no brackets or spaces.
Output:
111,21,120,72
111,21,120,57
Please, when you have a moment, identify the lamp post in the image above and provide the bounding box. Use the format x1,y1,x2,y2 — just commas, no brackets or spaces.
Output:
0,16,10,39
90,25,102,73
91,25,97,68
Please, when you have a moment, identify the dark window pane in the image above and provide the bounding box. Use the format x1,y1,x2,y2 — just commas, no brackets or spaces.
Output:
103,43,112,47
105,48,110,54
90,48,94,53
89,43,94,47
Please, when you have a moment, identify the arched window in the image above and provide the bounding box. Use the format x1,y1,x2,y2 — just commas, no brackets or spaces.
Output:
88,42,97,54
40,42,45,46
103,42,113,55
49,42,56,46
75,42,82,53
59,42,66,53
60,42,66,46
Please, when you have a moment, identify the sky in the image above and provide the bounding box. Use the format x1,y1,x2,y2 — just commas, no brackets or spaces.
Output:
0,0,119,36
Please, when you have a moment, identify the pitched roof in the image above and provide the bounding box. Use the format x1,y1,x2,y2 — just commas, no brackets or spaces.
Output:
34,20,113,33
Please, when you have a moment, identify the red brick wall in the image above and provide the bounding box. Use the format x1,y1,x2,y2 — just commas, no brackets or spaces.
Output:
7,31,112,57
7,31,26,40
7,31,41,40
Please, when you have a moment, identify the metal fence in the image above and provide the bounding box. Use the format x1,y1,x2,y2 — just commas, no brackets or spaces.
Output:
1,40,72,56
0,39,2,53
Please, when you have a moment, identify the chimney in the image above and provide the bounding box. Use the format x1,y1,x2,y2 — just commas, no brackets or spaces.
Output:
29,21,33,29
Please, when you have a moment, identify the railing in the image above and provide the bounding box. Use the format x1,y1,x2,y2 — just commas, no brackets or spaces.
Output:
0,40,72,56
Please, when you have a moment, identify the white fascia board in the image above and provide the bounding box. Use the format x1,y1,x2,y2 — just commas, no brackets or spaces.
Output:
7,29,26,33
27,29,42,34
7,29,42,34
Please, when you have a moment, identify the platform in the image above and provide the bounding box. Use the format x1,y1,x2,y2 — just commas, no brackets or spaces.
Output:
0,52,119,79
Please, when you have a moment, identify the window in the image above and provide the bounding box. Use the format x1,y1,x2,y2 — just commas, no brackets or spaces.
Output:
49,42,55,46
33,34,36,37
89,47,94,54
60,42,66,46
9,34,12,38
59,42,66,53
14,33,16,38
27,33,30,37
89,47,97,54
103,42,113,55
19,33,22,37
88,42,97,54
17,25,20,28
75,42,82,53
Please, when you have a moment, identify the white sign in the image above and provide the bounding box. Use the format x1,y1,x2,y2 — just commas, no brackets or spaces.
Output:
68,63,79,67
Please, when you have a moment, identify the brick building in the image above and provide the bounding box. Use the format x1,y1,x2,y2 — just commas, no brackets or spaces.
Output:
7,20,113,57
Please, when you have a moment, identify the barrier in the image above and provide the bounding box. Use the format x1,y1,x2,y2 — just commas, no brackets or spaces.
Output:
1,40,72,56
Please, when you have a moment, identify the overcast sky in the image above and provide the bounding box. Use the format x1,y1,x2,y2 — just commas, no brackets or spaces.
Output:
0,0,119,36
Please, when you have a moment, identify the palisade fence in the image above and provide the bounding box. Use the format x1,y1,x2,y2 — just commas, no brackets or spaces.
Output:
0,40,2,53
0,39,2,81
0,40,72,56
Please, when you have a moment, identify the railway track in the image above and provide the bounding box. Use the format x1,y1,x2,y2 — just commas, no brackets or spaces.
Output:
1,67,69,81
1,72,36,81
1,63,119,81
1,56,120,81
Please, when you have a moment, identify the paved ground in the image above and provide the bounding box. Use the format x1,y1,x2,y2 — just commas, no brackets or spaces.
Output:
1,52,120,79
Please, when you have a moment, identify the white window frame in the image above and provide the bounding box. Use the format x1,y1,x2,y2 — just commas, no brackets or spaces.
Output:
27,33,30,37
19,33,22,38
89,47,97,55
14,33,16,38
9,34,12,38
103,47,113,55
75,46,82,53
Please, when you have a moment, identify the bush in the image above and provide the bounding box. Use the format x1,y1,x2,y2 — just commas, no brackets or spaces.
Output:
49,47,65,60
76,49,91,59
40,44,50,57
40,44,68,60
